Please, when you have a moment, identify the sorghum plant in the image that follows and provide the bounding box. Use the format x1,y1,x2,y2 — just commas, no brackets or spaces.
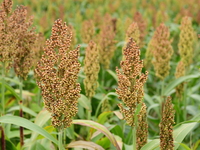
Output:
144,38,154,70
175,61,185,99
159,96,175,150
12,5,37,80
116,38,148,126
178,16,196,68
35,19,81,129
136,103,148,149
81,20,95,44
68,24,76,50
0,0,17,69
84,41,100,99
125,22,140,46
116,38,148,149
151,23,173,80
133,12,147,47
98,13,116,69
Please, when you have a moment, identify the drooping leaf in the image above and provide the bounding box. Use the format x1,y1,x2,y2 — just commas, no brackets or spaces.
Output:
67,140,104,150
78,94,92,110
73,119,120,150
0,115,58,145
7,105,37,117
140,139,160,150
163,73,200,96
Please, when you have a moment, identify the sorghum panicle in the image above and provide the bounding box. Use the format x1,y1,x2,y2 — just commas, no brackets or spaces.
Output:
152,23,173,80
0,0,17,68
84,41,100,98
144,38,154,70
134,12,147,47
126,22,140,46
68,24,76,50
178,16,196,67
11,5,37,79
153,10,169,28
136,102,148,150
175,61,185,99
101,98,111,113
35,19,81,129
32,33,46,68
98,13,116,69
116,38,148,127
81,20,95,44
159,96,175,150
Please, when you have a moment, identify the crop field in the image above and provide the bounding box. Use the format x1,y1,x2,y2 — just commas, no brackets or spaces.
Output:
0,0,200,150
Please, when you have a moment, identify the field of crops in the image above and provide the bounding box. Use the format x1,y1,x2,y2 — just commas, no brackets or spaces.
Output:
0,0,200,149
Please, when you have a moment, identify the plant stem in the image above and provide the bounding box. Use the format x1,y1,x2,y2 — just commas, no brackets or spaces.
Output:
1,63,6,150
19,100,24,148
1,62,5,116
101,66,105,88
87,97,91,120
132,127,136,150
0,126,5,150
58,128,63,150
19,78,24,148
160,80,165,116
183,83,187,120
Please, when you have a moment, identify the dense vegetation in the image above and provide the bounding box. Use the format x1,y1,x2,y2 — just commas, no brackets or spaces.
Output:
0,0,200,150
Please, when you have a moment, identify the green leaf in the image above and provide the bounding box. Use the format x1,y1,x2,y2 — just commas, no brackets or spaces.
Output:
97,111,113,124
0,115,58,145
173,122,197,150
96,137,111,149
0,76,23,86
67,140,104,150
175,142,191,150
7,105,37,117
37,126,55,140
8,130,32,138
163,73,200,96
30,142,47,150
110,125,124,140
0,82,21,100
95,92,118,117
4,139,17,150
189,94,200,102
78,94,91,110
29,109,52,143
141,139,160,150
73,119,120,150
106,69,118,81
123,144,133,150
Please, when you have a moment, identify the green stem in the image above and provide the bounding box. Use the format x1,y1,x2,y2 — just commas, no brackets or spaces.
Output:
132,127,136,150
183,83,187,120
101,66,105,88
87,97,91,120
1,62,5,116
58,129,63,150
86,98,92,140
159,80,165,117
176,98,180,123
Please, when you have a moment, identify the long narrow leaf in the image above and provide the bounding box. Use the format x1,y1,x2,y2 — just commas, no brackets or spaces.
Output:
7,106,37,117
163,73,200,96
173,122,197,150
141,139,160,150
67,141,104,150
0,82,21,100
73,120,121,150
0,115,58,145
